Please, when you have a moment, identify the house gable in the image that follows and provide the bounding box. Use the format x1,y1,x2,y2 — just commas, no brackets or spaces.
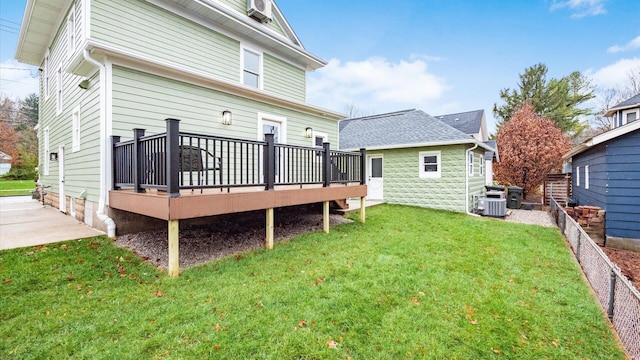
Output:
435,109,487,141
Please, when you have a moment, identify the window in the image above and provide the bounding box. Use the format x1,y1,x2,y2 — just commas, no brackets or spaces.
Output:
242,48,261,88
67,11,75,58
576,166,580,187
585,165,589,189
56,67,62,115
44,51,50,99
468,152,474,176
479,155,484,176
44,127,50,176
625,110,638,124
72,106,80,152
419,151,441,179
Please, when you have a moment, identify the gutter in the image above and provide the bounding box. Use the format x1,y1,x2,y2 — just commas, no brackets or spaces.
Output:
466,143,480,217
83,50,116,238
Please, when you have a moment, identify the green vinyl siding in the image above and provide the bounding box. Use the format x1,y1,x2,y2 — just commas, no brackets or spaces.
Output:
382,146,467,212
91,0,240,83
264,54,305,102
468,147,487,211
38,5,102,204
111,66,336,148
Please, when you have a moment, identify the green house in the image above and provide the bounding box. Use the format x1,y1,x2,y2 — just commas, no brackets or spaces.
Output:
340,109,497,214
16,0,366,275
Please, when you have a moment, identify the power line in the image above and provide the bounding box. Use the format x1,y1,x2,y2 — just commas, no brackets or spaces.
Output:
0,28,18,35
0,18,21,26
0,23,19,31
0,67,32,71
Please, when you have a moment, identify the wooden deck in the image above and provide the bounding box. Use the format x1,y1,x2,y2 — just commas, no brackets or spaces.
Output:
109,184,367,220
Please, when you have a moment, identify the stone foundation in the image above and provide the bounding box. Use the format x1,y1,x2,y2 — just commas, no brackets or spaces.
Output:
606,236,640,252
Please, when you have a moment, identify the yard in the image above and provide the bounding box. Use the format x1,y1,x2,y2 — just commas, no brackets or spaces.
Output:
0,205,627,359
0,179,35,196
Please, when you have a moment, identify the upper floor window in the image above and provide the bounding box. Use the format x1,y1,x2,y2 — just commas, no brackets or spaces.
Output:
419,151,441,179
242,48,261,88
67,11,76,58
624,110,638,124
56,67,63,115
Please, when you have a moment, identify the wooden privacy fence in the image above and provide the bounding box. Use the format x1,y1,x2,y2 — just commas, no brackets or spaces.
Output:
544,173,571,205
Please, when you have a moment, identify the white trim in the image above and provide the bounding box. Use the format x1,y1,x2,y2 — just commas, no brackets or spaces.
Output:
58,145,66,212
240,44,263,89
72,105,81,152
44,49,50,99
257,112,287,143
44,126,50,176
83,0,90,41
585,165,589,189
341,138,494,152
576,166,580,187
66,9,75,59
418,150,441,179
89,40,343,120
366,154,384,200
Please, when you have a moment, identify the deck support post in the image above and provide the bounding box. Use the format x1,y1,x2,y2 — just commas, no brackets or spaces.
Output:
360,196,366,223
168,219,179,278
323,201,330,233
266,208,274,249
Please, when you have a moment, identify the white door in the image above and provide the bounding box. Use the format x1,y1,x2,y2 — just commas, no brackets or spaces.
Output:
262,120,281,178
58,145,66,212
367,155,383,200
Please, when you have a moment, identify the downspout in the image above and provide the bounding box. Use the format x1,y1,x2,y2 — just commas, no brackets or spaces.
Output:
466,143,480,217
83,49,116,237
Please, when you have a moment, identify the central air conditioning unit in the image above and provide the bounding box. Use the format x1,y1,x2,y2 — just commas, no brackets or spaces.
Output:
483,198,507,218
247,0,272,23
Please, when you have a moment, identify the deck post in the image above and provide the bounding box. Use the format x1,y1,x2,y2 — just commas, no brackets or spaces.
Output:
264,134,275,190
323,201,330,233
322,142,331,187
133,129,145,193
168,219,179,277
165,118,181,197
266,208,274,249
360,196,366,223
111,136,121,190
359,148,366,185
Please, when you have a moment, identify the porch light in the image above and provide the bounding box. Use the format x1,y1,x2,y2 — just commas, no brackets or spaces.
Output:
221,110,232,125
78,79,89,90
49,152,58,161
305,127,313,138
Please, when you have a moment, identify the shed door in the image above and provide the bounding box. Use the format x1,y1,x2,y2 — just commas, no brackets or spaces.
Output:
367,155,383,200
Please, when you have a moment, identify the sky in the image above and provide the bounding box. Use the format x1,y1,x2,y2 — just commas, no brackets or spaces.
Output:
1,0,639,134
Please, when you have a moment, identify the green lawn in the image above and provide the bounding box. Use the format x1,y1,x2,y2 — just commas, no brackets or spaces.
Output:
0,205,626,359
0,179,36,196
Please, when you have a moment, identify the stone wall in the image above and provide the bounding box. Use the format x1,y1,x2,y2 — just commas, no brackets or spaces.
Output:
565,205,605,245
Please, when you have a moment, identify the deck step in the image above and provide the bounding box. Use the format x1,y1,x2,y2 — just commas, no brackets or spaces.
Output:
332,199,349,210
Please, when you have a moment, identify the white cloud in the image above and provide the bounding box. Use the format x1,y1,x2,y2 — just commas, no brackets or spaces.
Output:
307,56,450,115
0,59,39,100
585,57,640,89
550,0,606,18
607,35,640,53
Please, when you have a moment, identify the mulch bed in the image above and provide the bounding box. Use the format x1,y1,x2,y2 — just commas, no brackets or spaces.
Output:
601,246,640,287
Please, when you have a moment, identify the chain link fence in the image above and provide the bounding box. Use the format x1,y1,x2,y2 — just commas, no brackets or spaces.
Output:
550,197,639,359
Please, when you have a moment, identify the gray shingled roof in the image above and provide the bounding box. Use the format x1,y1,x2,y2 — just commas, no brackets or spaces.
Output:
434,109,484,136
483,140,498,161
612,93,640,109
339,109,474,150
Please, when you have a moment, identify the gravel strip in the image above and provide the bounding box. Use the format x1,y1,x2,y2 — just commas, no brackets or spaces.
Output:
505,209,556,227
115,206,351,269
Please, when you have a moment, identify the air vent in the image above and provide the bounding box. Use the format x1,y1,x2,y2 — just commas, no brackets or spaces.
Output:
247,0,272,23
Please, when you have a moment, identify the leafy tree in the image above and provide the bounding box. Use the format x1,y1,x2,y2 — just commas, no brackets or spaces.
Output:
494,104,571,199
493,63,595,137
18,93,39,130
0,94,39,180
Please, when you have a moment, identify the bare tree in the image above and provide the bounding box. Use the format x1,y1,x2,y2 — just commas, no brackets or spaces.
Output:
343,103,371,119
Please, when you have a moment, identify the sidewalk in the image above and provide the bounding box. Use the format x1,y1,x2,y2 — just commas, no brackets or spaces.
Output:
0,196,103,250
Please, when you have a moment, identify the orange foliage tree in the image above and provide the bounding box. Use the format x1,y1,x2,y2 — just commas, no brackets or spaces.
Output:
494,104,572,199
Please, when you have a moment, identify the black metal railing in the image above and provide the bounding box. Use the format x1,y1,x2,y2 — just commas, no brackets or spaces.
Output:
112,118,365,196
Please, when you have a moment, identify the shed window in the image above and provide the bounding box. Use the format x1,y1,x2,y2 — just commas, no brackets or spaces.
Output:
479,155,484,176
419,151,441,179
585,165,589,189
468,152,474,176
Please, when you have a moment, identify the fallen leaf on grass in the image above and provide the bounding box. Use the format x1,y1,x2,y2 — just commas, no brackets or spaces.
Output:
67,275,75,281
327,340,338,349
298,320,307,328
2,279,11,284
86,290,93,295
215,324,221,331
493,348,501,354
412,297,420,306
213,345,221,350
60,244,68,251
155,291,163,297
470,320,478,325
